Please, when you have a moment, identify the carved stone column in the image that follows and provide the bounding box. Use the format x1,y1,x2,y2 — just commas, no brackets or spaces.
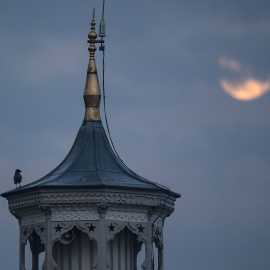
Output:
141,222,153,270
97,203,108,270
19,225,26,270
42,207,56,270
157,246,163,270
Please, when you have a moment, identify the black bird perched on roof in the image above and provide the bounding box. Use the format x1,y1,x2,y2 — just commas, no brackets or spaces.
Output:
14,169,22,188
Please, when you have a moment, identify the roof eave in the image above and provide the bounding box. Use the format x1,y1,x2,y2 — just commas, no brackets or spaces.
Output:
1,184,180,200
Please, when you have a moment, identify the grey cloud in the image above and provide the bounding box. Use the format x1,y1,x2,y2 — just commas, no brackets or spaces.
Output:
1,0,270,269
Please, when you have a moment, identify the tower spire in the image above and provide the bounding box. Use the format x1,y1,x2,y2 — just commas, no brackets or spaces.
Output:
83,13,102,122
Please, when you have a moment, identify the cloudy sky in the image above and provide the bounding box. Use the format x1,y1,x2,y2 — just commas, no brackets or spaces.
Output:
1,0,270,269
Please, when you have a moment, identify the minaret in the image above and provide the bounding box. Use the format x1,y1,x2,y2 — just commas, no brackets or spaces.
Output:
2,12,180,270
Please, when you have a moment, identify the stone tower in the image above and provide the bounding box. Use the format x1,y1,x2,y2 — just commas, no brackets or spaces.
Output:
2,14,180,270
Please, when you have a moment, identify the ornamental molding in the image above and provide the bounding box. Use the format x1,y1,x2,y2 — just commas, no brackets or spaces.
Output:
8,191,176,212
51,209,99,221
40,206,151,223
104,220,149,242
47,219,152,244
106,210,148,223
21,213,46,226
151,215,164,227
20,222,46,243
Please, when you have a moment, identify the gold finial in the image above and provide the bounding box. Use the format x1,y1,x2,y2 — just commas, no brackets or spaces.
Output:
83,14,102,122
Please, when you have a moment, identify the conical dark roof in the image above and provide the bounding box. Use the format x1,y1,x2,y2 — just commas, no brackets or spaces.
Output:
1,17,180,199
2,121,179,197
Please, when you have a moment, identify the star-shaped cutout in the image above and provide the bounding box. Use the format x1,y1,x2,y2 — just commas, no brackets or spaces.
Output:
108,223,115,232
88,223,96,232
54,224,63,232
23,229,28,236
40,227,45,233
138,224,145,233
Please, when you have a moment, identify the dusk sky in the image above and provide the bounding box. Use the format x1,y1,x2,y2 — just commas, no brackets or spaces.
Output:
1,0,270,269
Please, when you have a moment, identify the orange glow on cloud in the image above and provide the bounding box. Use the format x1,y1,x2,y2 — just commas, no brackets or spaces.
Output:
220,78,270,101
219,57,270,101
219,58,241,72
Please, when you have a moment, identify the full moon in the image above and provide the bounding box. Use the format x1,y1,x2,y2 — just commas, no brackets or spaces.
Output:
220,78,270,101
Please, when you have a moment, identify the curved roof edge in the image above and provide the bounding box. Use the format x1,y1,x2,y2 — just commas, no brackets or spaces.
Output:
2,121,180,199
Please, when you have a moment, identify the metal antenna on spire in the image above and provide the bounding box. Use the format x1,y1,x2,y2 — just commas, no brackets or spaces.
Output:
99,0,106,38
92,7,95,19
98,0,106,51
